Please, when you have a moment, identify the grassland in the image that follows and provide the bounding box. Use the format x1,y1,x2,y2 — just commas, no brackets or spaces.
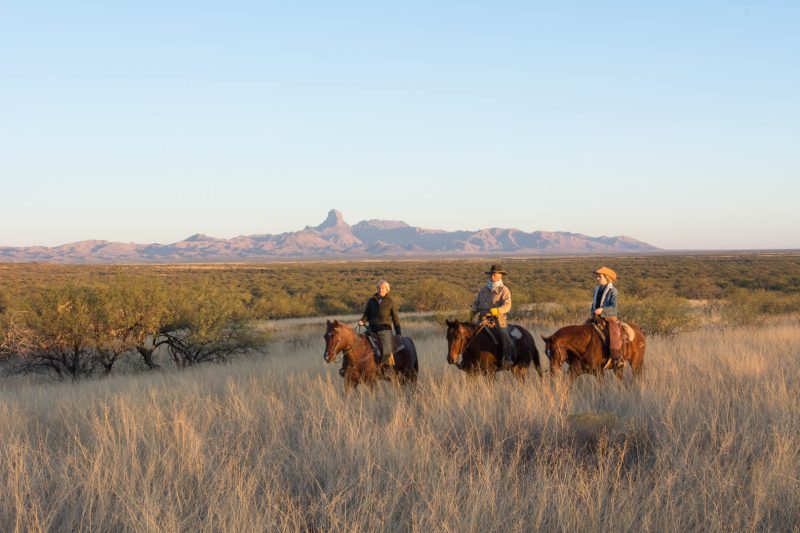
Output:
0,254,799,531
1,315,799,531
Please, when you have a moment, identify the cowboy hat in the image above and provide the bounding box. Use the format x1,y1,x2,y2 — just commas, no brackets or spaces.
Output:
594,266,617,282
485,264,508,275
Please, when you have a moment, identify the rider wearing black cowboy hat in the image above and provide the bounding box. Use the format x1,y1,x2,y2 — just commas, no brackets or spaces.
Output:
470,264,517,369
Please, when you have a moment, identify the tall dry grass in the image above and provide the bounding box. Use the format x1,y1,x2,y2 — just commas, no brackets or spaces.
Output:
1,318,799,532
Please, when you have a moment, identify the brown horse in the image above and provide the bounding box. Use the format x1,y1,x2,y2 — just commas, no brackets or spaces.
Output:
323,319,418,390
541,317,645,382
445,319,542,380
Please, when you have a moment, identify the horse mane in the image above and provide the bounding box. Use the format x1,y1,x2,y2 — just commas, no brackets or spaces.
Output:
552,324,591,341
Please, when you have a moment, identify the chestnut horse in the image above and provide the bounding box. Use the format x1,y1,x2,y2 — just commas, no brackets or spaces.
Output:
445,319,542,380
323,319,418,390
541,317,645,382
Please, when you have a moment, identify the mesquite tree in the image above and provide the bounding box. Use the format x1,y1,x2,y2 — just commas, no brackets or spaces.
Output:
1,278,264,378
153,281,262,367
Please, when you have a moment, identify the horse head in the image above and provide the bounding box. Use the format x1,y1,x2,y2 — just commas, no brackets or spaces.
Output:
445,319,472,365
323,319,354,363
541,334,566,375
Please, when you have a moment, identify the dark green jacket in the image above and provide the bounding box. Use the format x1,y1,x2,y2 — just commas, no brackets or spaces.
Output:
361,293,402,335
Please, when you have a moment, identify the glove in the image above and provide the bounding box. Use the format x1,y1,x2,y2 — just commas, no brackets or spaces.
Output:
490,308,500,317
395,326,402,336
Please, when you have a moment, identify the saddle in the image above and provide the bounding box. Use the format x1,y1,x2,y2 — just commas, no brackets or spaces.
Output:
364,332,406,364
480,323,524,345
589,319,636,346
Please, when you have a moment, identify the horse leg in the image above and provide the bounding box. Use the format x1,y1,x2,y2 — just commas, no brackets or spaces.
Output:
594,366,606,383
631,357,644,380
568,365,580,384
511,365,527,383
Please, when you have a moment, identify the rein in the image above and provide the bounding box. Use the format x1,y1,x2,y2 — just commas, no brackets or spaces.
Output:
451,319,490,362
329,326,360,364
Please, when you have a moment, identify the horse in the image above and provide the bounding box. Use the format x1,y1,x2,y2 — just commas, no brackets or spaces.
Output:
323,319,418,390
540,317,645,382
445,318,542,381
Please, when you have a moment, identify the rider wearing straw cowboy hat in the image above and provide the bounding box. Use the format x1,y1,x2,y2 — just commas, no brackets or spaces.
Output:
591,266,624,369
471,264,516,369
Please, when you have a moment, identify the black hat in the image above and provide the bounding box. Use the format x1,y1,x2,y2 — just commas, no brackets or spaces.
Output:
485,264,508,275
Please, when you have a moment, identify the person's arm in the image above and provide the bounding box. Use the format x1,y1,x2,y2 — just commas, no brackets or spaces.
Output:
470,290,480,316
359,299,371,326
391,299,402,335
600,287,618,317
495,287,512,316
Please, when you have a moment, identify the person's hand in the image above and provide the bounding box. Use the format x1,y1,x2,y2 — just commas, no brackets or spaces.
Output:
490,308,500,317
594,308,603,315
358,320,365,326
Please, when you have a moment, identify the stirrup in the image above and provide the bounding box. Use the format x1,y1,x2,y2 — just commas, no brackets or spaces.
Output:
338,368,346,377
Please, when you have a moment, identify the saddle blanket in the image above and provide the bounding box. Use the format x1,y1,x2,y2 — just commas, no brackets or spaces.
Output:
484,325,523,345
366,334,406,363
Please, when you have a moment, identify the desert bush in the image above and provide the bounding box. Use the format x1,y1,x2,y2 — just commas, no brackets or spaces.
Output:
624,294,699,337
1,284,143,378
721,289,800,326
155,282,265,367
522,301,587,325
249,288,316,319
402,278,472,313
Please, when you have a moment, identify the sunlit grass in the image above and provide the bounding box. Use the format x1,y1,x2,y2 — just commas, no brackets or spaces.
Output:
1,319,798,531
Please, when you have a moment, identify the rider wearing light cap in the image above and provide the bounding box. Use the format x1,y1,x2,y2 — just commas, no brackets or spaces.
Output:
471,264,516,368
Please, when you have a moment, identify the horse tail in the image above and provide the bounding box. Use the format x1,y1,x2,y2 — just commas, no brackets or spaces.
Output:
403,337,419,382
522,328,543,378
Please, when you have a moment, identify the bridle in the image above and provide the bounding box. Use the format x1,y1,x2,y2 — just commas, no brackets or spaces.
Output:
447,320,490,364
545,339,565,371
324,326,355,364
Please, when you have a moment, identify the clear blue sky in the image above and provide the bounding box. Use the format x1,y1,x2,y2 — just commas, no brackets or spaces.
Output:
1,1,798,250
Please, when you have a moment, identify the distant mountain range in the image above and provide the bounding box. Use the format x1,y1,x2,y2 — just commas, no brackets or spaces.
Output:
0,210,659,263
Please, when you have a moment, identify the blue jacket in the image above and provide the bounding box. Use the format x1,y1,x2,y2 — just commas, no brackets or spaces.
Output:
591,283,618,317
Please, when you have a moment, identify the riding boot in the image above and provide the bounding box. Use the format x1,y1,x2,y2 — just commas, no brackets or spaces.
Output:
611,348,624,369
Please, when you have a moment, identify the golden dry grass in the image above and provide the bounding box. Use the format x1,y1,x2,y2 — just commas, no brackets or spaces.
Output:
1,319,799,532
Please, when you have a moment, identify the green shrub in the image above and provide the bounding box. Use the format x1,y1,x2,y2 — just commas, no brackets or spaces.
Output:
722,289,800,326
521,301,587,325
624,295,699,337
402,278,472,313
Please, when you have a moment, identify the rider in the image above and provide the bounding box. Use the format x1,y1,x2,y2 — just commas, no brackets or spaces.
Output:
358,279,402,370
591,266,623,369
470,264,516,369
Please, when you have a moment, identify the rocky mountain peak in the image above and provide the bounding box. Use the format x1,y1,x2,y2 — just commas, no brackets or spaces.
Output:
315,209,349,230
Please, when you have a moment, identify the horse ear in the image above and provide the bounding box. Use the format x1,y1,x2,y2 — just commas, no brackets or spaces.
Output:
326,319,332,326
445,319,455,327
332,319,339,326
540,334,549,342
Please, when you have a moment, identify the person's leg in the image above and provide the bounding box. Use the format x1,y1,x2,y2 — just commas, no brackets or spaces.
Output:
607,317,623,368
377,330,395,366
497,326,516,367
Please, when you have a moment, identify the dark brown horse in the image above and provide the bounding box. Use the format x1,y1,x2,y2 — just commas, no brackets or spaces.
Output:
541,317,645,382
323,319,418,390
445,319,542,380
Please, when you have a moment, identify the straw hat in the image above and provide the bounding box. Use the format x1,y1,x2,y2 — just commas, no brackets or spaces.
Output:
594,266,617,282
